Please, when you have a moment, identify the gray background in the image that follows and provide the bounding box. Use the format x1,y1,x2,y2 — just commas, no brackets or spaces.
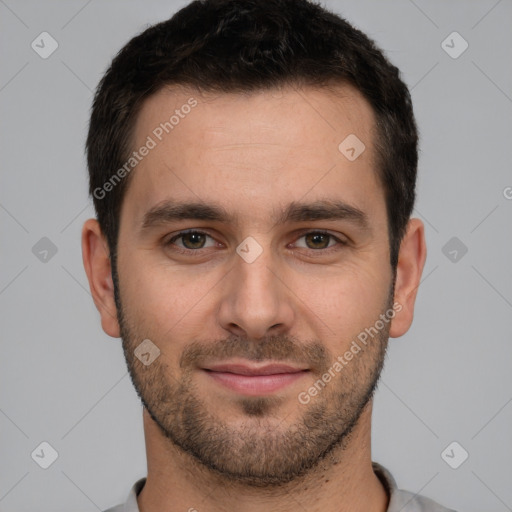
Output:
1,0,511,510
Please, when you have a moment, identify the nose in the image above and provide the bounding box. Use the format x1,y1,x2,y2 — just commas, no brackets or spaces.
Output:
217,242,295,341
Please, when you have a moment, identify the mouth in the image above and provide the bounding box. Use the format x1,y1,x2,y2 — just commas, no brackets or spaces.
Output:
201,362,310,396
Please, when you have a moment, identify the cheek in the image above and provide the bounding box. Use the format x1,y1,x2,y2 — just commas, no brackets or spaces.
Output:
119,254,219,342
293,262,390,345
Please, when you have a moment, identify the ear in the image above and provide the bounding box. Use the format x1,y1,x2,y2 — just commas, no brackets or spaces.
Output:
389,218,427,338
81,218,121,338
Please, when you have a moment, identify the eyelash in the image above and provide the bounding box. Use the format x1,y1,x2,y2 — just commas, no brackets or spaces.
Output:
164,229,347,256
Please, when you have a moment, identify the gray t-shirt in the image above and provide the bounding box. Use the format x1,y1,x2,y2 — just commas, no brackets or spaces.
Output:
103,462,457,512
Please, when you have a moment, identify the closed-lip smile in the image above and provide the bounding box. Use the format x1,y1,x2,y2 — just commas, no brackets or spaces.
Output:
202,361,309,395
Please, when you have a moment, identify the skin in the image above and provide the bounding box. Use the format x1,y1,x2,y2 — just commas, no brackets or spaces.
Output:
82,84,426,512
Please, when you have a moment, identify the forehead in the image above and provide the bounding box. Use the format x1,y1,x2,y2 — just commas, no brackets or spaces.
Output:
134,83,375,154
122,83,383,229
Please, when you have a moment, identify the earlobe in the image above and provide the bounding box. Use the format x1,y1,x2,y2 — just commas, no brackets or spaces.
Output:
389,218,427,338
81,218,121,338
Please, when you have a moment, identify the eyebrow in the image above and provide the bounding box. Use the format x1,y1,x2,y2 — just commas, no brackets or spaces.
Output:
140,198,370,232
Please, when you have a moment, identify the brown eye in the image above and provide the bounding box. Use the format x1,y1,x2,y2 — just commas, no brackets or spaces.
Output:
304,232,332,249
293,231,344,251
180,232,207,249
166,230,215,252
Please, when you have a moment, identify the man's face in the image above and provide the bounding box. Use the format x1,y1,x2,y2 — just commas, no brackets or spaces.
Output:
114,84,394,486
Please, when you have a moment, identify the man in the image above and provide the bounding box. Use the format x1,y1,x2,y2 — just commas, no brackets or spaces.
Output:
81,0,454,510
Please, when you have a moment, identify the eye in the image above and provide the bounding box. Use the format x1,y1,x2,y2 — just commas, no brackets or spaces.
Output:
292,231,346,252
165,230,217,252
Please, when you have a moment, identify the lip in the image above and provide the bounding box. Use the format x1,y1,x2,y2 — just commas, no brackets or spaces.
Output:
202,362,309,396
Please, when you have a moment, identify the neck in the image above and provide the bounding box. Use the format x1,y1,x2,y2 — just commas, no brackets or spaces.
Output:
137,401,389,512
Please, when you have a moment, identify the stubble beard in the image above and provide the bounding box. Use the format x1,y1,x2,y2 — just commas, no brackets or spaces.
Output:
114,267,391,487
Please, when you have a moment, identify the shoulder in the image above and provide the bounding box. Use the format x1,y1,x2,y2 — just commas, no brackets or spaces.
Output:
373,462,458,512
102,477,146,512
390,487,458,512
